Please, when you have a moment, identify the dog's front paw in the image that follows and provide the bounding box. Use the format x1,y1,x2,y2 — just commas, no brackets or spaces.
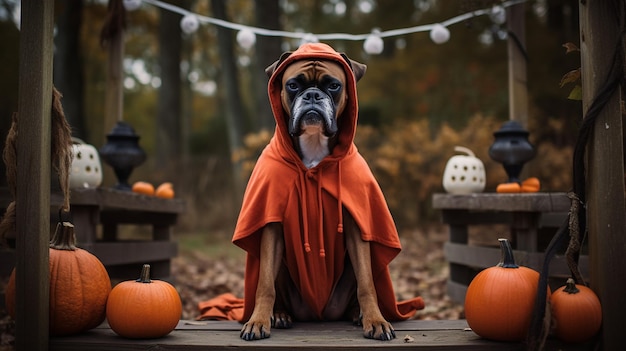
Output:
272,311,293,329
362,318,396,341
240,318,272,341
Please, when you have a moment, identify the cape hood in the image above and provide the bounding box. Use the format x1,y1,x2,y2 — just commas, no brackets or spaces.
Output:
232,43,424,322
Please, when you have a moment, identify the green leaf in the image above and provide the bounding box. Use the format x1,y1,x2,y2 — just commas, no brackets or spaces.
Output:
568,85,583,100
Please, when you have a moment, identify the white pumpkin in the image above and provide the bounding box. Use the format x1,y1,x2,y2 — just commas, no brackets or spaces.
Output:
442,146,486,194
69,138,103,189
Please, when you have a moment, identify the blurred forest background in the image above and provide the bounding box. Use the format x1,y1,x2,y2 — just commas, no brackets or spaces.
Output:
0,0,581,237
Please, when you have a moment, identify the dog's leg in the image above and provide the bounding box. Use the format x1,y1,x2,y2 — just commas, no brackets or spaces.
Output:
240,222,284,340
344,214,396,341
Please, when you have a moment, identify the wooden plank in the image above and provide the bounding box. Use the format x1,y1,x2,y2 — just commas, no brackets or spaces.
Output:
444,242,589,277
579,2,626,349
432,193,570,212
64,187,186,213
47,320,594,351
106,260,173,282
100,210,178,226
88,241,178,266
15,1,55,350
506,2,528,128
445,279,468,305
440,210,512,226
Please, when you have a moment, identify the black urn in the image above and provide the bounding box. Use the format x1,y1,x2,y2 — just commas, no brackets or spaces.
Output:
488,121,535,183
99,121,147,190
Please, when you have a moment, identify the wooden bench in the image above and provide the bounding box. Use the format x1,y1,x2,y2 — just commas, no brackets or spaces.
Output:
47,319,594,350
1,187,185,283
432,192,588,304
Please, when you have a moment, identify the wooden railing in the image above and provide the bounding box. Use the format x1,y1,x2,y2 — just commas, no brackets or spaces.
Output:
432,192,588,304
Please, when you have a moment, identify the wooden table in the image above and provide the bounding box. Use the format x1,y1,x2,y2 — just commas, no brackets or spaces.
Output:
47,319,594,350
1,187,185,282
62,187,185,281
432,192,588,304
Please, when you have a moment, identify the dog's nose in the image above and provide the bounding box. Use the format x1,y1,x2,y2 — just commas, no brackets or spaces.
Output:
303,89,322,101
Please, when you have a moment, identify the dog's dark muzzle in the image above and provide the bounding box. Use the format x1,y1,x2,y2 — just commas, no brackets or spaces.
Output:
289,87,338,137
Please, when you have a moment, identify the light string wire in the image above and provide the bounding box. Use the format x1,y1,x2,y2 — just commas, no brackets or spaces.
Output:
139,0,527,41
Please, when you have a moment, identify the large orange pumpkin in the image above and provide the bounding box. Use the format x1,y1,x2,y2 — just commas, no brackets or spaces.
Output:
106,264,182,339
464,238,542,341
5,222,111,336
551,278,602,343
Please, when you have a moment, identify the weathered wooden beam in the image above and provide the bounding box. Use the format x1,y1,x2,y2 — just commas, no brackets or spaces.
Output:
506,3,528,127
103,0,124,135
15,1,55,350
579,1,626,349
47,320,595,351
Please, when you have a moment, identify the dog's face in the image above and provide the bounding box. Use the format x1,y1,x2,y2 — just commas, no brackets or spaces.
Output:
280,60,347,138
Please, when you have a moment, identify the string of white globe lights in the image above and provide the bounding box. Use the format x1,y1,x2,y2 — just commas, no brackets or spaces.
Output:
124,0,527,54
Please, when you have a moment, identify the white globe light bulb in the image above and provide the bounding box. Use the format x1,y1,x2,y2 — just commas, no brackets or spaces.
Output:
180,14,199,34
430,24,450,44
490,5,506,25
123,0,142,11
363,35,384,55
236,29,256,50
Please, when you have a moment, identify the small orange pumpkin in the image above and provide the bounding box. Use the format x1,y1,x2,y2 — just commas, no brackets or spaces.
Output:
496,182,521,193
496,177,541,193
132,181,155,195
106,264,182,338
5,222,111,336
550,278,602,343
465,238,542,341
520,177,540,192
155,182,175,199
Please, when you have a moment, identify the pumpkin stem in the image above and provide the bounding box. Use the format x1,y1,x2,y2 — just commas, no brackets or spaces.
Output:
137,264,152,283
454,146,475,157
563,278,580,294
49,222,77,251
496,238,519,268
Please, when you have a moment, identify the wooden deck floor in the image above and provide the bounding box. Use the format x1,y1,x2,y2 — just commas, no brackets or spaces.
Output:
48,319,593,350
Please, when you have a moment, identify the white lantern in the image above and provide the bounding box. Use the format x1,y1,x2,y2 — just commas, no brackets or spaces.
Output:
69,138,103,189
442,146,486,194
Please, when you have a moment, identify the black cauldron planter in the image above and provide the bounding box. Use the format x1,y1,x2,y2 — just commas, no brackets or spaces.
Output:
488,121,535,183
99,121,146,190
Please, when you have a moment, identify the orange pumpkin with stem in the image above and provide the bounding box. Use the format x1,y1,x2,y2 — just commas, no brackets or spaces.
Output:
465,238,543,341
550,278,602,343
5,221,111,336
106,264,182,338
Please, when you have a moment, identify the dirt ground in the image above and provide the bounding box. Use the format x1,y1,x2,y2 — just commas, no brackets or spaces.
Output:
173,224,464,321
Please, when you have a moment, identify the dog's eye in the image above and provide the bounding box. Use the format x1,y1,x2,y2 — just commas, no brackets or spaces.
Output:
286,82,298,91
328,83,341,92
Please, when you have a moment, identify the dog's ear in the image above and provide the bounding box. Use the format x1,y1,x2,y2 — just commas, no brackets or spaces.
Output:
265,51,293,78
340,53,367,82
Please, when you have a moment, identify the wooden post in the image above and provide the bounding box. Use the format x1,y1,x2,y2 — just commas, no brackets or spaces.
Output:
579,1,626,349
104,13,124,135
15,1,55,350
101,0,125,186
506,3,528,127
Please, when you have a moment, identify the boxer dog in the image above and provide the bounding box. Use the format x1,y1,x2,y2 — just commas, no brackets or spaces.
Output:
234,43,423,342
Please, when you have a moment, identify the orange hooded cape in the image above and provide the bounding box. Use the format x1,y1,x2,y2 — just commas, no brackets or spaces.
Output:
232,43,425,322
